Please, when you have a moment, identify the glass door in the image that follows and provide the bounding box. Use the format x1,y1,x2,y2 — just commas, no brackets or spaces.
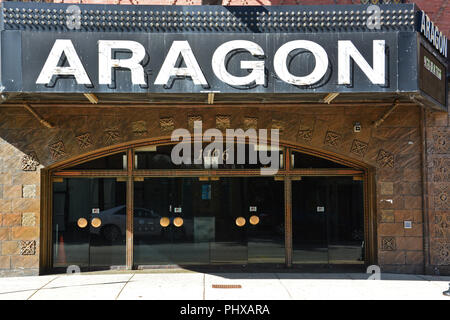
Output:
209,178,247,264
52,178,127,271
245,177,285,264
134,177,213,266
134,177,252,266
292,178,329,264
292,177,364,265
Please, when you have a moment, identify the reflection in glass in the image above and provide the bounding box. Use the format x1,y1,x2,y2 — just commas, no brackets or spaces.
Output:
77,218,88,228
235,217,246,227
173,217,184,227
249,215,260,225
135,143,283,170
64,153,126,170
160,217,170,227
133,177,285,266
91,218,102,228
291,151,351,169
292,177,364,265
52,178,126,270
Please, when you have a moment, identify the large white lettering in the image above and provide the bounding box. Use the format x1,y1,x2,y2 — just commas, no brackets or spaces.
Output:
212,40,265,86
273,40,328,86
154,41,207,86
338,40,385,85
36,39,91,85
98,40,146,85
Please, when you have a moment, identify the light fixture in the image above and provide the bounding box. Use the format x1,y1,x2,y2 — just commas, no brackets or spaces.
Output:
235,217,246,227
249,215,260,225
91,218,102,228
160,217,170,227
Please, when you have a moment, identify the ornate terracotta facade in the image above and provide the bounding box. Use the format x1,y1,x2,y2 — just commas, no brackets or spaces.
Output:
0,0,448,276
0,101,447,275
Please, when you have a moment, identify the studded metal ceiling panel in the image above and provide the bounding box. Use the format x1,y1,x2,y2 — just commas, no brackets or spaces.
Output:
1,2,418,33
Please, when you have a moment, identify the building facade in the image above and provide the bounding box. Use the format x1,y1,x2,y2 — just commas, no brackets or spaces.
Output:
0,0,448,276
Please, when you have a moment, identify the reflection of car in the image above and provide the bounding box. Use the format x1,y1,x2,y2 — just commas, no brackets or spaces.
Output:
91,205,193,242
90,205,163,241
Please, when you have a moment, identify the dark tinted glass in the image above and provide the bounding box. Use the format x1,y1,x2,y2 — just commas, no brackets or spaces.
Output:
52,178,126,271
292,177,364,265
65,153,125,170
292,151,350,169
133,177,284,266
135,143,283,170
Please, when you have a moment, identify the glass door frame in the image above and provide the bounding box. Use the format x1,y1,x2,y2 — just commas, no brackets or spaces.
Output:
40,142,376,273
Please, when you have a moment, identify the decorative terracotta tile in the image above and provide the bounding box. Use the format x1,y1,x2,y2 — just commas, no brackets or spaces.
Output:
431,129,449,154
76,133,93,150
104,127,120,145
381,237,396,251
432,158,450,182
48,141,66,160
431,240,450,266
20,240,36,255
297,129,313,142
350,139,368,157
160,117,175,132
21,152,39,171
131,121,147,136
216,115,231,131
377,149,394,168
433,213,450,239
244,117,258,130
188,115,202,131
324,131,341,147
433,185,449,210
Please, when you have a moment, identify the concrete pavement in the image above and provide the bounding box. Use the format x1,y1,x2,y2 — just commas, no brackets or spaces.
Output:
0,271,449,300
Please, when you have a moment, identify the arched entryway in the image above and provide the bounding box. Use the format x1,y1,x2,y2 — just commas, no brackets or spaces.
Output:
39,138,376,273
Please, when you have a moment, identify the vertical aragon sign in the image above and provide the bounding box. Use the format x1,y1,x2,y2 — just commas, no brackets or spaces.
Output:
419,45,446,107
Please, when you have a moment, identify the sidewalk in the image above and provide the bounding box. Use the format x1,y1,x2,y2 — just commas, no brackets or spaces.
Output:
0,271,449,300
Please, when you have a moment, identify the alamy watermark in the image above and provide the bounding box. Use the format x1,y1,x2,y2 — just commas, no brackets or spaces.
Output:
66,5,81,30
366,5,381,30
171,121,280,175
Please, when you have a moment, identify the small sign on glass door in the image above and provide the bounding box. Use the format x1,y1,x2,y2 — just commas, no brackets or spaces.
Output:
316,206,325,213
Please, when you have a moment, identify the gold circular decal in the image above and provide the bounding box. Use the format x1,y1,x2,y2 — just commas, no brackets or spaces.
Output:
77,218,88,229
235,217,246,227
91,217,102,228
173,217,184,227
160,217,170,227
249,215,260,225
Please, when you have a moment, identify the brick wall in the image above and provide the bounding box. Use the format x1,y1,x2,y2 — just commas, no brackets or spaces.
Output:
0,138,41,276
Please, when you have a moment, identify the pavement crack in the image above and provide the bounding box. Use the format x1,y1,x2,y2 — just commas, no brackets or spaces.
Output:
115,273,135,300
274,273,293,300
26,276,59,300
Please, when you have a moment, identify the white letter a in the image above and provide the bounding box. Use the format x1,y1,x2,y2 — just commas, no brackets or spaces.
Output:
36,39,91,85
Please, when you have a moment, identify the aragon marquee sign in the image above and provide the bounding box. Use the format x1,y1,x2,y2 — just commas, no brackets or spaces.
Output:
0,2,447,110
35,38,386,89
